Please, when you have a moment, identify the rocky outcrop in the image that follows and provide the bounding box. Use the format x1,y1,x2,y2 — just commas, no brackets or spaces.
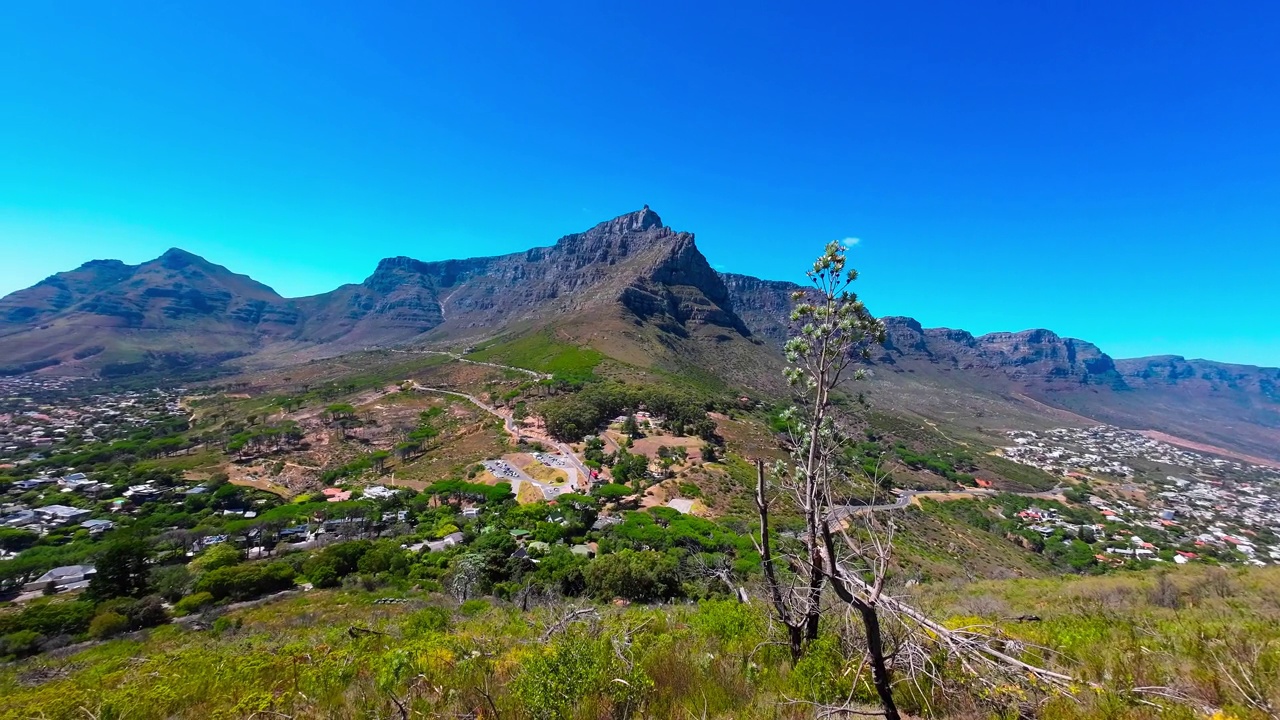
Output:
873,319,1118,383
1116,356,1280,402
718,273,802,346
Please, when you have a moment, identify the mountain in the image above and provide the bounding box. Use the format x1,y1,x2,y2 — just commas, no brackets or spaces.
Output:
0,248,300,375
2,208,1277,459
717,277,1280,461
0,208,773,386
287,207,749,347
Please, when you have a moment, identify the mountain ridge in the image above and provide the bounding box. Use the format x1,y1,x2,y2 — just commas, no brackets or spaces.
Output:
2,208,1277,458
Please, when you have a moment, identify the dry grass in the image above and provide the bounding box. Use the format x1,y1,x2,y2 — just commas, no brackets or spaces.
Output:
523,461,569,484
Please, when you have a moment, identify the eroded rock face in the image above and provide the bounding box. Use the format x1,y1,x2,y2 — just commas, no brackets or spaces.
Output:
292,207,751,347
0,207,761,366
1117,356,1280,401
876,320,1118,382
717,273,802,347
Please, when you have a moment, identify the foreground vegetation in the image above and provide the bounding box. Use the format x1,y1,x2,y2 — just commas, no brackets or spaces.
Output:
1,565,1276,719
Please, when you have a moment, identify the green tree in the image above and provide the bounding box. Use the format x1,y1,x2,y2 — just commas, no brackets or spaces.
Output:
584,549,679,602
0,527,38,553
149,565,192,602
189,542,242,574
88,538,152,601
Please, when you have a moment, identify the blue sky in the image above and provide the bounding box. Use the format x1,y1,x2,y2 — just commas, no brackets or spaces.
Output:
2,2,1278,365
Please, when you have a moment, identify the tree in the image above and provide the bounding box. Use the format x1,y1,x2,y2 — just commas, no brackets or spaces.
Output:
88,538,152,601
621,413,642,438
584,549,679,602
150,565,192,602
610,449,648,487
757,242,1076,720
0,528,38,553
189,542,242,574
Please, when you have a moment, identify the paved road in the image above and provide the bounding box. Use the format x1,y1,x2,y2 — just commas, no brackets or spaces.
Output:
829,484,1067,522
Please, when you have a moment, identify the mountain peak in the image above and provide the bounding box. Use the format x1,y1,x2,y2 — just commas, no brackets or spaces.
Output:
157,247,207,270
582,206,666,239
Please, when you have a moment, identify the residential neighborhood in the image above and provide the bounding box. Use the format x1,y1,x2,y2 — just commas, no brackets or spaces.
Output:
1000,426,1280,566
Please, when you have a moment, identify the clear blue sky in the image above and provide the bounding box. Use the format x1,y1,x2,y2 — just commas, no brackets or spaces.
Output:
2,2,1278,365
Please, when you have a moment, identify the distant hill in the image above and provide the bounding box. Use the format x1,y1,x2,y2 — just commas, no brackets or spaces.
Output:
2,208,1277,459
720,278,1280,461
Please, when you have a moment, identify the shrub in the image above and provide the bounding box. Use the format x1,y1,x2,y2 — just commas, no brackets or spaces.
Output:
307,561,341,589
511,632,652,720
0,600,95,637
194,562,296,601
150,565,193,602
584,550,680,602
403,606,452,636
173,591,215,615
190,543,243,574
89,611,130,639
0,630,42,659
690,599,764,643
459,599,488,617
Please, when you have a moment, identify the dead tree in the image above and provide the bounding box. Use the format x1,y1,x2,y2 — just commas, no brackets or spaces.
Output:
757,241,1077,719
755,239,883,663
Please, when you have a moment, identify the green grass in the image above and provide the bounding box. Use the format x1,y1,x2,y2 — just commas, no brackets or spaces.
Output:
469,331,604,382
5,567,1277,720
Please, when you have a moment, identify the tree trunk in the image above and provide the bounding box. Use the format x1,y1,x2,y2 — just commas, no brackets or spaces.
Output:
856,601,900,720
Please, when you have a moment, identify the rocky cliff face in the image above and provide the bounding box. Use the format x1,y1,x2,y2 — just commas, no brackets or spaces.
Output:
1116,356,1280,402
0,208,755,366
716,278,1122,386
874,317,1119,384
290,207,750,348
717,273,801,347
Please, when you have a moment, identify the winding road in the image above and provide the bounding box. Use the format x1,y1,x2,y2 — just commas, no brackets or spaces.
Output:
829,484,1067,522
406,352,1065,515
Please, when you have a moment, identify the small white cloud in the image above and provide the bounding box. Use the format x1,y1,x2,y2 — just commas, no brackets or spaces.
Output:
714,264,727,271
842,236,861,247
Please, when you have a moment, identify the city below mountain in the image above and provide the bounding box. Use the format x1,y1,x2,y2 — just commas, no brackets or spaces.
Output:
1,208,1278,461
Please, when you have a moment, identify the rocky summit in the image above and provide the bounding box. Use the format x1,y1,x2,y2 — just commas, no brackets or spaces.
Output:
1,207,1278,460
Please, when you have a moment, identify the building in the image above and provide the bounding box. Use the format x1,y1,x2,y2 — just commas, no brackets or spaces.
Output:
23,564,96,594
35,504,91,525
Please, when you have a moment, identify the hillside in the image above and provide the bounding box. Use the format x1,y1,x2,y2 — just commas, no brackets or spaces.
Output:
719,278,1280,461
2,208,1278,458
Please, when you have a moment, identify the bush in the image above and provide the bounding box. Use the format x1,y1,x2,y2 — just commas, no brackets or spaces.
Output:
0,600,95,637
690,599,764,643
89,611,130,639
459,599,488,617
584,550,680,602
194,562,296,601
306,561,341,589
0,630,42,659
173,591,215,615
150,565,193,603
125,595,169,629
190,543,243,574
403,606,452,636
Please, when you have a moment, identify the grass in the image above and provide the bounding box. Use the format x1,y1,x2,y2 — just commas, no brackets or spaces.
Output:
469,331,603,382
523,461,569,484
4,567,1278,720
